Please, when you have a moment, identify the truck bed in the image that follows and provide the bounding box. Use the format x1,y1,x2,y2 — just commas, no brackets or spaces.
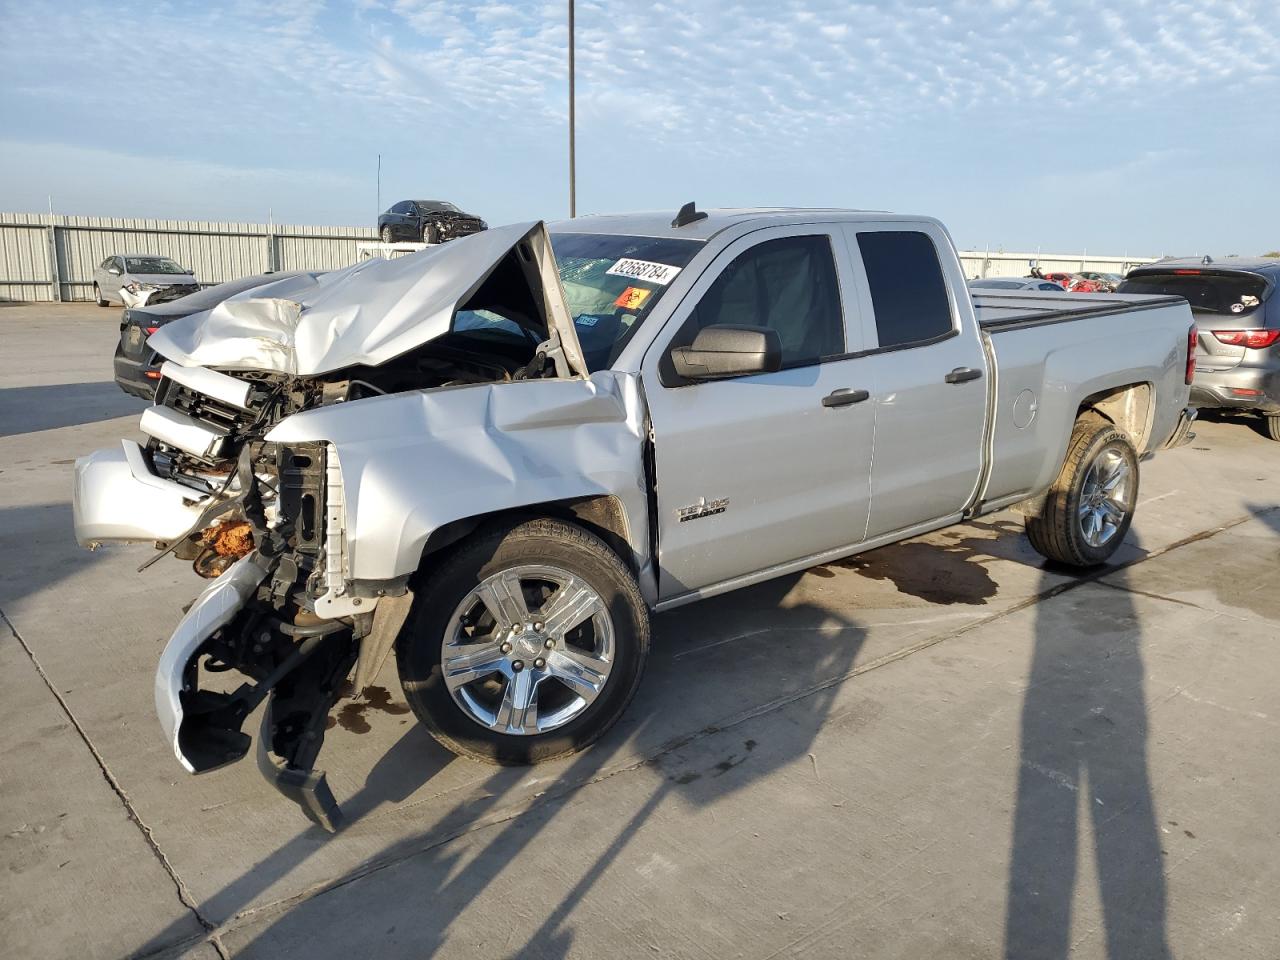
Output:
973,290,1186,332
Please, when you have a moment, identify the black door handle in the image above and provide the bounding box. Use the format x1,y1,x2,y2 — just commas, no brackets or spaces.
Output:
822,388,870,408
945,367,983,384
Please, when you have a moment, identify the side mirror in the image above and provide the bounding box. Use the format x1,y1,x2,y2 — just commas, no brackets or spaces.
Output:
670,324,782,380
108,266,122,275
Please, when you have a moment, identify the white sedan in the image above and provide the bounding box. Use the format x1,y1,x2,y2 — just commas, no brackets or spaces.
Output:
92,254,200,308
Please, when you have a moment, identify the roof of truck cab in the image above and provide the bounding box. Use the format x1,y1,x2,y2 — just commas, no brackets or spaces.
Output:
547,207,905,241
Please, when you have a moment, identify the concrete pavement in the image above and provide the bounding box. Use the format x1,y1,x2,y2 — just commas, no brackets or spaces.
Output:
1,303,1277,959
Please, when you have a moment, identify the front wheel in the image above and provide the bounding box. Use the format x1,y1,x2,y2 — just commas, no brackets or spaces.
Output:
422,223,438,244
94,284,109,307
379,226,393,244
1026,414,1138,567
398,518,650,765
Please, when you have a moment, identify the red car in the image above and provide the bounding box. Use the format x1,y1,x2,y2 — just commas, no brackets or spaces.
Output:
1042,271,1104,293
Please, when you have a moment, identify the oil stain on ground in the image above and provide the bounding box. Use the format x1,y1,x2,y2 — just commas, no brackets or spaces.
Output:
806,522,1027,605
326,685,411,733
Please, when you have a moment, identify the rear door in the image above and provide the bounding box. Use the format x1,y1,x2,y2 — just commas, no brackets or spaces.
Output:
839,223,988,539
642,225,876,599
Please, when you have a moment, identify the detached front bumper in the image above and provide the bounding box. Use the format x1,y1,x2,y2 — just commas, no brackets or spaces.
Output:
74,428,369,831
156,553,271,772
73,441,209,545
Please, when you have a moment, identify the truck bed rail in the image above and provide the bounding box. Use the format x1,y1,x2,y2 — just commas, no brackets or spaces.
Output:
974,291,1186,332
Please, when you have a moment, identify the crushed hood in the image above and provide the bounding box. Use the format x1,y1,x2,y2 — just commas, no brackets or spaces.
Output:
148,221,585,377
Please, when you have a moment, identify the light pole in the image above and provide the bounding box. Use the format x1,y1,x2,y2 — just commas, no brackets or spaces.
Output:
568,0,576,218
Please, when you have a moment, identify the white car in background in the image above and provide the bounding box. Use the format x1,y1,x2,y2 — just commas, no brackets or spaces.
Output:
968,277,1069,292
93,254,200,308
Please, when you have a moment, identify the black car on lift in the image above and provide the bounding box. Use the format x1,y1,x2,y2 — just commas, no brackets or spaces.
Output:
114,271,318,399
377,200,487,244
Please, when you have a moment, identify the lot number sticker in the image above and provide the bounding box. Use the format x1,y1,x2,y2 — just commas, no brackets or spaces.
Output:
605,258,682,286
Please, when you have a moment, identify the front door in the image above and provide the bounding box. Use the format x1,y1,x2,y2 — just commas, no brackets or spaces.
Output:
642,226,876,600
104,256,125,301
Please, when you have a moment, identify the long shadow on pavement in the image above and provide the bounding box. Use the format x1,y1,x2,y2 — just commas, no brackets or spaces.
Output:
0,382,144,437
1004,539,1171,959
133,573,866,959
0,503,109,608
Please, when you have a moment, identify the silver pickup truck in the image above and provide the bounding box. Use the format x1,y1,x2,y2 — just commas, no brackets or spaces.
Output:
73,206,1197,828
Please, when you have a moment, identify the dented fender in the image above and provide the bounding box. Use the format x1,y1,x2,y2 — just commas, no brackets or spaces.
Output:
264,370,655,601
155,553,271,772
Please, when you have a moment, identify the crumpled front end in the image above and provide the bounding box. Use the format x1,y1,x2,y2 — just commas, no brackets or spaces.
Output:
72,359,382,830
70,219,617,830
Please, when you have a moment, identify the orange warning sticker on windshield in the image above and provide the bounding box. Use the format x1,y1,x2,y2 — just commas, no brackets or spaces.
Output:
613,286,652,310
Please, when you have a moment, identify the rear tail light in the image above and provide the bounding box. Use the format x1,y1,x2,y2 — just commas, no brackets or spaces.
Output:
1211,329,1280,349
145,326,159,335
1186,325,1197,384
144,370,162,380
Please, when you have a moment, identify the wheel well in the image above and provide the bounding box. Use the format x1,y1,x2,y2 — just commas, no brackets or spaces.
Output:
419,495,637,575
1078,383,1153,450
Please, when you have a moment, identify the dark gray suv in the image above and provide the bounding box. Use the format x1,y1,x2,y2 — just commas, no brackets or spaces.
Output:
1120,259,1280,440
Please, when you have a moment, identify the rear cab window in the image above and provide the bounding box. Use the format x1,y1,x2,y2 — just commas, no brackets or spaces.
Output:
855,230,955,349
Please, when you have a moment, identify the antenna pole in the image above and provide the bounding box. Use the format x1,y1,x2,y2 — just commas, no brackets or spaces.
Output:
568,0,576,218
377,153,382,218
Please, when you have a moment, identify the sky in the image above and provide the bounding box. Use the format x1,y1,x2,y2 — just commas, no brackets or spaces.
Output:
1,0,1277,256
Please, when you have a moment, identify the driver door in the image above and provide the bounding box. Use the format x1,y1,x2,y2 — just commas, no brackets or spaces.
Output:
641,226,875,601
103,257,125,300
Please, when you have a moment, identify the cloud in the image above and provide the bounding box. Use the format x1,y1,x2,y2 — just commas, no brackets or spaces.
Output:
0,0,1276,249
5,0,1276,154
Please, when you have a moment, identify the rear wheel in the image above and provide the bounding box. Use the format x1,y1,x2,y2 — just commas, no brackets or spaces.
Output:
1264,414,1280,442
398,518,650,765
94,283,109,307
1026,414,1138,568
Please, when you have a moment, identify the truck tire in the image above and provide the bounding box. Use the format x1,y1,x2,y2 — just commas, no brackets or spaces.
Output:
94,284,109,307
1265,415,1280,442
1025,414,1138,568
397,518,650,765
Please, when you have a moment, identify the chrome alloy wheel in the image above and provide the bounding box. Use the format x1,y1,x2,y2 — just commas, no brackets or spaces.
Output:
441,564,614,735
1078,447,1132,548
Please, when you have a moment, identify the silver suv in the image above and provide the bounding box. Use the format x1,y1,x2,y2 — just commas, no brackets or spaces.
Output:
1120,259,1280,440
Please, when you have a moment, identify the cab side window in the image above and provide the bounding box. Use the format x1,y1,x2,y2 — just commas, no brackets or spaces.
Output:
684,234,844,367
856,231,953,349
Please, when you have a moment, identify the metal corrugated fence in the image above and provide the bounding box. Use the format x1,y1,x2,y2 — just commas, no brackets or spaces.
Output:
0,212,1157,302
956,251,1155,280
0,213,377,302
